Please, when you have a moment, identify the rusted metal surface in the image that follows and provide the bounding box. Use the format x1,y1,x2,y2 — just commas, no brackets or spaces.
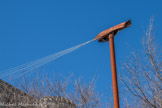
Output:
94,20,131,42
94,20,132,108
109,33,120,108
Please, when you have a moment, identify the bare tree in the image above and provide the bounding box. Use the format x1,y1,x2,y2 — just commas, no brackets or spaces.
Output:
70,77,100,108
120,18,162,108
19,73,100,108
20,73,70,98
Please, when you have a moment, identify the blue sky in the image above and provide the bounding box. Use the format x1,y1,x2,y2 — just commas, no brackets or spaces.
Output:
0,0,162,106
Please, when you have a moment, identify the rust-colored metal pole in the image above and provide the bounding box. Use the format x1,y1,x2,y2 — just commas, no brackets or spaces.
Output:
94,20,131,108
109,33,120,108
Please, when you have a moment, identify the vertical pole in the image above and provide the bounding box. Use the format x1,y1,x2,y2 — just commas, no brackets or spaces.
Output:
109,33,120,108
